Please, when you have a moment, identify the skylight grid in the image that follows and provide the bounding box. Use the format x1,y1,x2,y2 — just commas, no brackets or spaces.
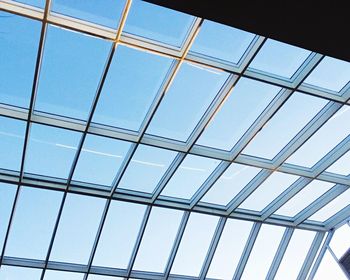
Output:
0,0,350,279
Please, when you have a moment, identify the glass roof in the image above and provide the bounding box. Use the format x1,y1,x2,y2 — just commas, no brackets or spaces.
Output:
0,0,350,279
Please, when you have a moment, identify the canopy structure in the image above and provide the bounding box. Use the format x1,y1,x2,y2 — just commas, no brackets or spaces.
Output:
0,0,350,279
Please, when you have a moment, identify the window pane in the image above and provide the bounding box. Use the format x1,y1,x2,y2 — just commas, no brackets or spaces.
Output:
170,213,219,277
0,183,16,253
197,78,280,150
161,155,220,200
275,180,334,217
243,92,327,159
51,0,126,29
241,224,285,280
93,46,172,131
35,26,111,120
248,39,311,79
314,251,348,280
73,135,131,187
0,266,42,279
308,189,350,222
125,1,194,47
0,11,40,108
287,105,350,168
44,270,84,280
147,62,229,142
207,219,253,279
25,124,81,179
275,230,316,280
118,145,177,193
190,20,255,64
201,163,261,206
133,207,183,272
5,187,62,260
330,224,350,259
88,276,123,280
239,172,299,212
14,0,45,8
326,150,350,175
0,116,26,171
93,201,146,269
50,194,105,264
304,56,350,93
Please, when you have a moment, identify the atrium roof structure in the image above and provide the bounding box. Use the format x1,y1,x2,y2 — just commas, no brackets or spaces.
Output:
0,0,350,279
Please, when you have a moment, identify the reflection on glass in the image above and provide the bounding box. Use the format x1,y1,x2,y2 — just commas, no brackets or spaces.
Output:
275,180,334,217
118,145,177,193
161,155,220,199
201,163,261,206
171,213,219,276
0,11,40,108
326,150,350,175
124,1,194,47
314,251,348,280
0,266,42,280
249,39,311,79
14,0,44,7
44,270,84,280
241,224,285,279
190,20,255,64
330,224,350,259
243,92,327,159
5,188,62,260
0,183,16,253
133,207,183,272
147,62,229,142
304,56,350,93
0,116,26,171
25,124,82,179
274,230,316,280
93,201,146,269
238,172,299,212
287,105,350,168
50,194,105,264
93,46,172,131
51,0,126,29
207,220,252,279
35,25,111,120
197,78,280,150
73,135,131,187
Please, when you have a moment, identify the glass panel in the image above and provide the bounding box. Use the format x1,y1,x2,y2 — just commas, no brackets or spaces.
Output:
241,224,285,280
93,201,146,269
5,187,62,260
308,189,350,222
243,92,327,159
197,78,280,150
330,224,350,259
287,105,350,168
88,276,123,280
0,266,42,279
170,213,219,277
118,145,177,193
44,270,84,280
304,56,350,93
201,163,261,206
35,25,111,120
124,0,194,47
275,180,334,217
190,20,255,64
274,229,316,280
0,11,40,108
73,135,131,187
50,194,105,264
133,207,183,272
160,155,220,199
0,183,16,253
147,62,229,142
238,172,299,212
326,150,350,175
24,124,81,179
0,116,26,171
207,220,253,279
14,0,45,8
51,0,126,29
93,46,173,131
248,39,311,79
314,251,348,280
